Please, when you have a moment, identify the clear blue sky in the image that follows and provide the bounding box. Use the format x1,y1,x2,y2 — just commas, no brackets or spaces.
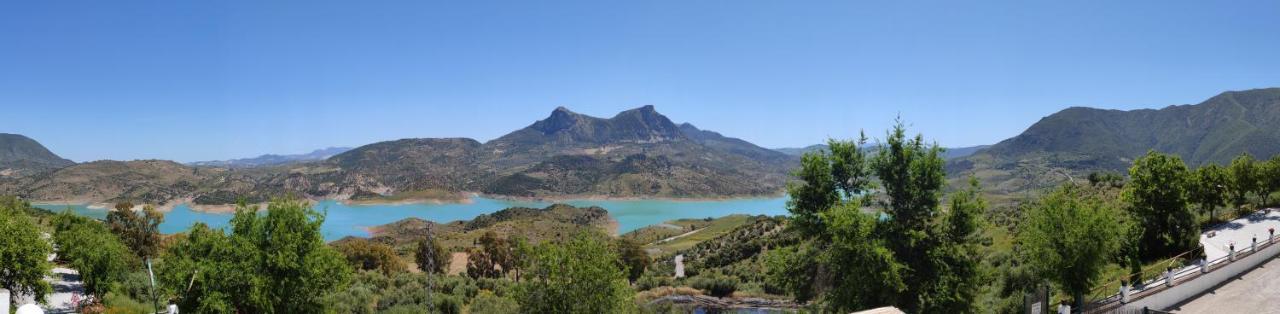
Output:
2,1,1278,162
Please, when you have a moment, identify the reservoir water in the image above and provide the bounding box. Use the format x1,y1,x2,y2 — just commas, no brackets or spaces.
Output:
36,196,788,241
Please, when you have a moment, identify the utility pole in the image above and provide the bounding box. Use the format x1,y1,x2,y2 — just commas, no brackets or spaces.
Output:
147,258,160,313
425,224,433,314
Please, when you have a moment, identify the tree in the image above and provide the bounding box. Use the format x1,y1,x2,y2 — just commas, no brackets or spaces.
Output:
507,234,532,282
0,197,53,304
415,236,449,274
1125,151,1198,260
106,202,165,258
871,121,955,313
54,211,136,298
1229,154,1259,207
334,238,407,275
615,237,651,283
515,231,634,313
1261,156,1280,206
157,198,352,313
1190,164,1229,222
468,231,513,279
1019,185,1124,306
767,121,986,313
922,178,988,313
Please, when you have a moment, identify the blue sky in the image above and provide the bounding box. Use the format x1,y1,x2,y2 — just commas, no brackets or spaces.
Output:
2,1,1278,162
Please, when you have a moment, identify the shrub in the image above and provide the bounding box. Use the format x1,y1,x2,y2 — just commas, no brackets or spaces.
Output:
635,274,673,292
689,273,738,298
469,290,519,314
102,291,152,314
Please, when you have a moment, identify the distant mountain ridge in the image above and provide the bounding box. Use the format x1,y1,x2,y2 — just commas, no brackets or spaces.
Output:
0,133,74,177
951,87,1280,194
189,147,352,168
2,106,797,206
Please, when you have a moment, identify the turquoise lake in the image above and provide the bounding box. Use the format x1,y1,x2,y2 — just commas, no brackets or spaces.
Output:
36,196,788,241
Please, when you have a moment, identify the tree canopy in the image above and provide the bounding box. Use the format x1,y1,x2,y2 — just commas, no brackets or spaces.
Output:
157,198,351,313
767,122,987,313
0,197,53,304
1018,185,1124,304
515,231,634,313
106,202,165,259
1125,151,1198,260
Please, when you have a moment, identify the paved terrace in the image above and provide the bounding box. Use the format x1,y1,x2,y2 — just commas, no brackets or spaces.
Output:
1200,209,1280,262
1088,208,1280,313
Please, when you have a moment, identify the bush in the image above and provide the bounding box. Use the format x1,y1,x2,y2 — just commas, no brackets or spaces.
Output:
689,273,738,298
635,274,673,292
102,291,152,314
469,290,519,314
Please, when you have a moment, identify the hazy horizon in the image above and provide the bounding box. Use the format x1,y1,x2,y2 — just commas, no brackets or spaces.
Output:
4,1,1279,162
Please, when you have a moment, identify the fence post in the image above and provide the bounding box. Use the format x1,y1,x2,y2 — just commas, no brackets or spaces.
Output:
1,289,9,314
1120,282,1130,303
1230,243,1236,261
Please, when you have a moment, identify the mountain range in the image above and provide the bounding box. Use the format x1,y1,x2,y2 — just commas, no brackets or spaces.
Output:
951,87,1280,195
0,133,74,177
4,87,1278,206
0,106,797,206
189,147,352,168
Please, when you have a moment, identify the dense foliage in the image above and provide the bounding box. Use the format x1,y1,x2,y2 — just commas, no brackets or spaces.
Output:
106,202,165,258
515,231,635,313
0,197,54,303
53,211,137,299
615,237,651,283
1018,185,1124,304
415,236,450,274
766,123,988,313
334,238,407,275
156,199,352,313
1125,151,1198,261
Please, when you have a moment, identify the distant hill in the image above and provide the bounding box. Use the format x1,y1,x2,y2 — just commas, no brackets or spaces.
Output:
478,106,794,198
950,87,1280,195
361,203,615,250
189,147,351,168
17,160,223,206
774,144,990,160
18,106,797,207
0,134,74,177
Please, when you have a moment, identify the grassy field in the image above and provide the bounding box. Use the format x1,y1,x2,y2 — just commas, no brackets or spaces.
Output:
633,215,757,256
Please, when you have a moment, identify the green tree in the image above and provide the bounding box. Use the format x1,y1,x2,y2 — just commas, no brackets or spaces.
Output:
1261,156,1280,206
0,197,53,304
1190,164,1229,222
334,238,407,275
922,178,988,313
54,211,136,298
767,121,986,313
615,237,651,283
415,236,449,274
1125,151,1197,260
871,121,955,313
1229,153,1259,207
468,231,516,279
157,198,352,313
106,202,165,258
1018,185,1124,306
515,231,634,313
507,234,533,282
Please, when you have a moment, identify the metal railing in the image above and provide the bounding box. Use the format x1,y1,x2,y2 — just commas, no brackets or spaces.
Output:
1083,208,1280,313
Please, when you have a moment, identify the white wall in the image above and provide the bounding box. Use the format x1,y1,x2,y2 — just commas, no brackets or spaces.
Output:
1116,240,1280,311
